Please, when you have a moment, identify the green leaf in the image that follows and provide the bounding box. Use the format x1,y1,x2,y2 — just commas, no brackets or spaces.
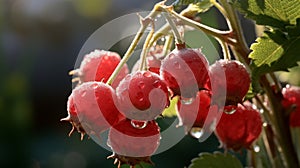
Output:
162,96,178,117
250,29,300,81
232,0,300,29
175,0,213,13
188,152,243,168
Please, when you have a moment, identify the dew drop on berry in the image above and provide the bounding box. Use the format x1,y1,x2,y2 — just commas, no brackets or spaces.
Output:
130,120,148,129
223,105,237,114
173,61,181,69
138,81,145,89
143,71,152,78
180,97,195,105
80,90,87,97
136,92,144,102
190,127,203,139
153,80,161,88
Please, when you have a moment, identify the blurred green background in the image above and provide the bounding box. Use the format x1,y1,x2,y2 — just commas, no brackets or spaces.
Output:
0,0,264,168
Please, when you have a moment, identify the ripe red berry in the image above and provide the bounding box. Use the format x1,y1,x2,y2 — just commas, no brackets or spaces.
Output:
215,103,262,151
107,119,160,167
116,71,170,121
160,44,209,98
282,85,300,127
61,82,124,139
177,90,217,130
209,60,250,106
71,50,129,89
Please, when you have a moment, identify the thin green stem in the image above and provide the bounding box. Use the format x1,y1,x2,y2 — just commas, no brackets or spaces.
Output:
162,35,174,56
139,21,155,71
218,39,231,60
218,0,250,64
162,12,183,44
168,9,234,44
106,8,160,85
148,23,171,51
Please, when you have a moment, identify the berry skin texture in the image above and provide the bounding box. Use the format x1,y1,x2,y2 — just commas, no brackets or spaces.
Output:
215,103,262,151
107,119,160,167
177,90,217,129
209,60,250,106
160,45,209,98
282,85,300,127
116,71,170,121
72,50,129,89
61,82,124,140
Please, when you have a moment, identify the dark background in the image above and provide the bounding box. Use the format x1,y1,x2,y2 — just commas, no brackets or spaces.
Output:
0,0,259,167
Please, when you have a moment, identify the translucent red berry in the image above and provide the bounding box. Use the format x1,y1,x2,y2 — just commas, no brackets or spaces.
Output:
61,82,124,139
282,85,300,127
107,119,160,167
71,50,129,88
160,44,209,98
116,71,170,121
209,60,250,106
215,103,262,151
177,90,217,129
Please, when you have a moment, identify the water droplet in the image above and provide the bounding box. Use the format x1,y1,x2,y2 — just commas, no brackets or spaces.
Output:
173,61,181,69
181,97,194,105
92,83,99,89
157,14,161,18
131,120,148,129
153,80,161,88
263,122,268,127
125,74,131,80
190,127,203,139
80,91,87,97
143,71,152,78
254,145,260,152
223,105,237,114
138,81,145,89
136,92,144,102
161,37,165,42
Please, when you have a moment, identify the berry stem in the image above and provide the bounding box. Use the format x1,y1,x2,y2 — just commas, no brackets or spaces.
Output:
162,10,184,44
167,8,235,45
162,35,174,56
260,76,300,168
218,39,231,60
139,18,155,71
106,5,161,85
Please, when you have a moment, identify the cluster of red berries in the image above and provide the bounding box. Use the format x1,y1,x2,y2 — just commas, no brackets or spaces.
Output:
62,43,264,167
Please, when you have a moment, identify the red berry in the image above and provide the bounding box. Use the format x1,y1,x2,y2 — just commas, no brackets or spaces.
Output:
107,119,160,167
177,90,217,129
282,85,300,127
116,71,170,121
72,50,129,89
160,44,209,98
61,82,124,139
215,103,262,151
209,60,250,106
